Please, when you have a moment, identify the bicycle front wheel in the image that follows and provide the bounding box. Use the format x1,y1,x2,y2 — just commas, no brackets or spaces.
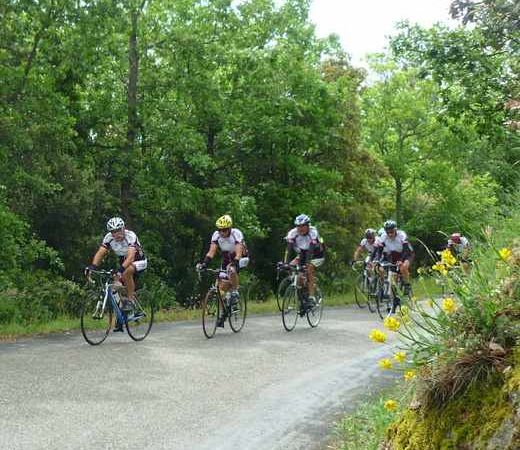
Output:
229,291,247,333
202,289,220,339
80,290,112,346
281,285,298,331
307,287,323,327
354,274,366,308
276,276,291,311
126,289,154,341
375,283,390,320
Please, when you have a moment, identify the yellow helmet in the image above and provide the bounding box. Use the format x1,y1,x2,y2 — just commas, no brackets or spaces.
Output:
215,214,233,229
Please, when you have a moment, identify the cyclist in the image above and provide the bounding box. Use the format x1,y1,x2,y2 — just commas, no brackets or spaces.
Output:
352,228,378,265
446,232,471,271
282,214,325,310
373,220,414,295
85,217,147,330
196,215,248,327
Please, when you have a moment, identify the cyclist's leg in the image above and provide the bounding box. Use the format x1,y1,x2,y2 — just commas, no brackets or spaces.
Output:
308,258,324,298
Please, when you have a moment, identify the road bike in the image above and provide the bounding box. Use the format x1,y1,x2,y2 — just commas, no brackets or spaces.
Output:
197,268,247,339
80,269,154,345
374,262,413,319
351,260,378,313
278,263,323,331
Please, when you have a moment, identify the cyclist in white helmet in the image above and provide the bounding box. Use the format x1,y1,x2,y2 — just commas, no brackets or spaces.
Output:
85,217,147,327
352,228,378,278
283,214,325,310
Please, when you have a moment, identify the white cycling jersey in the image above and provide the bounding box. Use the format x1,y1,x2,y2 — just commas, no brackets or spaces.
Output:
377,230,409,254
102,229,145,260
359,238,377,254
448,236,470,255
286,226,320,252
210,228,244,252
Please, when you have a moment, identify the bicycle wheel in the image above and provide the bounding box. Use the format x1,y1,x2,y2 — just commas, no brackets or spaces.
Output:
366,277,379,313
306,287,323,327
375,282,391,320
281,285,299,331
229,290,247,332
276,276,291,311
202,289,220,339
353,274,366,308
126,289,154,341
80,289,113,345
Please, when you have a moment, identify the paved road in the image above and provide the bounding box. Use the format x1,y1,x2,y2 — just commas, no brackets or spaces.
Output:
0,307,397,450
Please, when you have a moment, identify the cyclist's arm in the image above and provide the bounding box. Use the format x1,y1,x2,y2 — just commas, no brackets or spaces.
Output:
202,242,219,264
353,245,363,261
121,246,137,270
92,246,109,266
401,242,413,261
284,241,295,263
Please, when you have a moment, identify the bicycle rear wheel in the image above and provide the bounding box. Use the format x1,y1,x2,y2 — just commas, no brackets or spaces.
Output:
80,289,112,345
229,291,247,333
354,274,367,308
306,287,323,327
202,289,219,339
126,289,154,341
281,285,298,331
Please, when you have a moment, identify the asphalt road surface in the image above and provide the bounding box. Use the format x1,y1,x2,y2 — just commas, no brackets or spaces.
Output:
0,306,397,450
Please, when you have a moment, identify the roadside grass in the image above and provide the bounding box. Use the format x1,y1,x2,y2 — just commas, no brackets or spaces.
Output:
330,385,408,450
0,277,441,340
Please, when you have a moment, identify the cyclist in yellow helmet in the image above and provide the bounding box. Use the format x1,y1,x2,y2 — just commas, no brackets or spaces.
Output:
196,215,248,326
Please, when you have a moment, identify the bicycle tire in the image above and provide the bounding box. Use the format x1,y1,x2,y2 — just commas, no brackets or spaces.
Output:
353,274,366,308
306,287,323,327
80,289,112,346
281,285,298,332
202,289,220,339
276,276,291,311
126,289,154,341
375,282,391,320
366,277,379,313
229,290,247,333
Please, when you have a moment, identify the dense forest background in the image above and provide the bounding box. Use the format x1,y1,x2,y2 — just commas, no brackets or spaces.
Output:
0,0,518,322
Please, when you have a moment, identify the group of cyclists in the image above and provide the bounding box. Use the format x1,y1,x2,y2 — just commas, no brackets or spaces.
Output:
84,213,470,332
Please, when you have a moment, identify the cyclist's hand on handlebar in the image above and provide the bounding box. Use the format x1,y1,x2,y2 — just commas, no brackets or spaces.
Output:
84,264,97,277
196,262,207,271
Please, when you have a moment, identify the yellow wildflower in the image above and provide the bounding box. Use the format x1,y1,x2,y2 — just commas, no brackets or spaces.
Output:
432,262,448,276
499,248,512,262
384,399,398,411
383,316,401,332
394,351,406,363
369,329,387,343
404,370,416,381
442,297,457,314
378,358,393,370
440,249,457,267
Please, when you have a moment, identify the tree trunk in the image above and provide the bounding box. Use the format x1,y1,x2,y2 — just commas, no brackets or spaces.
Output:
395,177,403,226
122,8,140,223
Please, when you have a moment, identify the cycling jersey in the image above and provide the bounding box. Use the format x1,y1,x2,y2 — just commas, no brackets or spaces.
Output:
102,230,146,261
210,228,245,266
374,230,413,263
447,236,470,257
359,238,377,254
286,226,324,264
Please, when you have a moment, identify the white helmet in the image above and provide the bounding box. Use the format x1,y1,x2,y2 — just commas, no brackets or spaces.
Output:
107,217,125,231
294,214,311,226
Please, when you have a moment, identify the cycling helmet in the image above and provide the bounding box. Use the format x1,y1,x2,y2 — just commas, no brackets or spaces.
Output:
450,233,462,244
215,214,233,229
365,228,376,239
383,220,397,231
107,217,125,231
294,214,311,226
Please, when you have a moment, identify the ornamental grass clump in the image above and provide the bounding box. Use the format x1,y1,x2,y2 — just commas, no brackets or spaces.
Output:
369,229,520,410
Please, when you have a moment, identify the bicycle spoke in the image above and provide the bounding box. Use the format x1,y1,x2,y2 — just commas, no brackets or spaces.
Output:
80,289,112,345
281,285,298,331
126,289,154,341
306,287,323,327
202,289,219,338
